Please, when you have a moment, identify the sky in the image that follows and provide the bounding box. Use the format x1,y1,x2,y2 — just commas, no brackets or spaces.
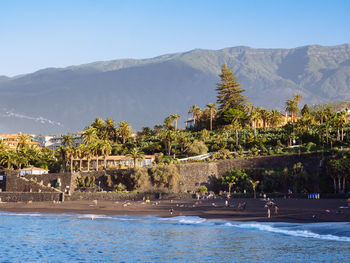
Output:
0,0,349,76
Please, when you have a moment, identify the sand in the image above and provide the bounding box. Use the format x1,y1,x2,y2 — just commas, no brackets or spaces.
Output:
1,197,349,223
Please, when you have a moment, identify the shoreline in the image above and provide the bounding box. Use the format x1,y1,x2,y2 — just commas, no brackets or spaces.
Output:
1,198,349,223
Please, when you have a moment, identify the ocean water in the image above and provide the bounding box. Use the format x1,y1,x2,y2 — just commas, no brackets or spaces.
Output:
0,212,349,263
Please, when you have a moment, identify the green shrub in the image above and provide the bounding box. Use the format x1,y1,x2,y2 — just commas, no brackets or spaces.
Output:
150,164,182,192
130,167,151,190
187,140,208,156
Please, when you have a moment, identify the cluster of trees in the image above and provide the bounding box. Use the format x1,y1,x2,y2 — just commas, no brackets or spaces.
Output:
221,164,320,196
0,134,57,171
75,164,182,193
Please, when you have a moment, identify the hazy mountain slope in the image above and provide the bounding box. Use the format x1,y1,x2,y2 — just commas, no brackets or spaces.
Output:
0,44,350,134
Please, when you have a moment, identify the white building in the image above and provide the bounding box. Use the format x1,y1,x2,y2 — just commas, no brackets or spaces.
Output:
20,167,49,176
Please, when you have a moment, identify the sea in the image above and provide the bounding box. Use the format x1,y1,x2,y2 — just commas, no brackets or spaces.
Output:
0,212,349,263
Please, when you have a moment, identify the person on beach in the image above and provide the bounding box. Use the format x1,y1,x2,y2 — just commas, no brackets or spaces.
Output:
265,201,274,218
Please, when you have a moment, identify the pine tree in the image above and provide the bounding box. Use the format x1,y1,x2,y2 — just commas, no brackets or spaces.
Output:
216,64,247,113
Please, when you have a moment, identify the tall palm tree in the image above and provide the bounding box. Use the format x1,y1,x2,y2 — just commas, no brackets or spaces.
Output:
231,119,242,147
285,99,298,122
160,129,176,155
91,141,102,171
258,108,269,129
188,105,202,127
249,110,260,136
0,151,15,169
170,114,181,130
205,103,217,131
249,180,260,199
82,126,98,145
293,94,302,107
17,134,32,150
75,145,85,171
164,116,173,129
332,112,346,141
323,107,334,144
56,146,69,172
117,121,133,144
269,110,283,128
62,134,74,147
105,117,117,141
126,148,145,168
338,111,348,141
92,117,106,138
99,140,112,169
84,144,94,172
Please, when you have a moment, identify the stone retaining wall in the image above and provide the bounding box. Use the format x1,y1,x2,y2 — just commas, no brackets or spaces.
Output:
66,192,192,201
177,153,323,191
0,192,62,202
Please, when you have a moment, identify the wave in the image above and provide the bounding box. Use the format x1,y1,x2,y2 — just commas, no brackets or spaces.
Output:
230,222,350,242
1,211,349,242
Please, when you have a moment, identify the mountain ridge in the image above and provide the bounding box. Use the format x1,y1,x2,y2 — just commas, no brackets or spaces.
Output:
1,44,350,134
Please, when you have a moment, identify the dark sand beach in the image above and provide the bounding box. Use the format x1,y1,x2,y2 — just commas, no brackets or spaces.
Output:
1,197,349,222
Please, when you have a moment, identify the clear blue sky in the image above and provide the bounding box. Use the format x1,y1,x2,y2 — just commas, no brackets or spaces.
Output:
1,0,349,76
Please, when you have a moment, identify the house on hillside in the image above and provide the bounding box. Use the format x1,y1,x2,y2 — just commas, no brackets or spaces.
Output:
20,167,49,176
185,119,195,129
35,133,82,150
72,155,155,171
0,133,39,149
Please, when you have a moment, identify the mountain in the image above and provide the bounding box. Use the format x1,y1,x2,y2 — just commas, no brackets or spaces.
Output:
1,44,350,134
310,101,350,112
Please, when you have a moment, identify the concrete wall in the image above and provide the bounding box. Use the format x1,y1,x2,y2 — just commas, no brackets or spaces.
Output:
66,192,192,201
5,175,59,193
177,153,323,191
0,192,62,202
24,173,73,194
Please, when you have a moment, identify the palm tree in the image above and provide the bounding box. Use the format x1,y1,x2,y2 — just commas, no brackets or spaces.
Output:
67,146,76,172
188,105,202,127
338,111,348,141
56,146,69,172
82,126,98,145
164,116,173,129
285,99,298,122
249,180,260,199
160,129,176,155
17,134,32,149
105,117,117,141
258,108,269,129
269,110,283,128
75,145,85,171
323,107,334,144
249,110,260,136
205,103,217,131
0,151,15,169
170,114,181,130
293,94,302,106
91,117,106,138
84,144,94,172
117,121,133,144
62,134,74,147
230,119,242,147
126,148,145,168
99,140,112,169
91,141,102,171
153,125,163,136
332,112,347,141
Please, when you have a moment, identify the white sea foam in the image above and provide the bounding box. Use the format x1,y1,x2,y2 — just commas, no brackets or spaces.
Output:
156,216,207,225
232,223,350,242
